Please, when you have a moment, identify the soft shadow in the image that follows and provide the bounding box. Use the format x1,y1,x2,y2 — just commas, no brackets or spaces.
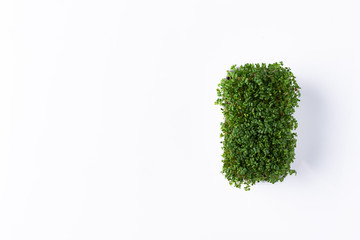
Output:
292,83,328,171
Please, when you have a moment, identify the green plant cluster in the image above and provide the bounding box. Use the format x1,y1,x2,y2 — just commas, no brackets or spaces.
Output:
215,62,301,190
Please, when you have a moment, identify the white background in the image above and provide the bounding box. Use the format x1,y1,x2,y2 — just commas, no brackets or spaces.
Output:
1,0,360,239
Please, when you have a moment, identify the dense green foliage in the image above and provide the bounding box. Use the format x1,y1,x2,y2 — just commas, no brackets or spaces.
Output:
215,62,300,190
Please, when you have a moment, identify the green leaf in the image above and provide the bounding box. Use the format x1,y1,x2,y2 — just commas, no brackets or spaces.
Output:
215,62,300,191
